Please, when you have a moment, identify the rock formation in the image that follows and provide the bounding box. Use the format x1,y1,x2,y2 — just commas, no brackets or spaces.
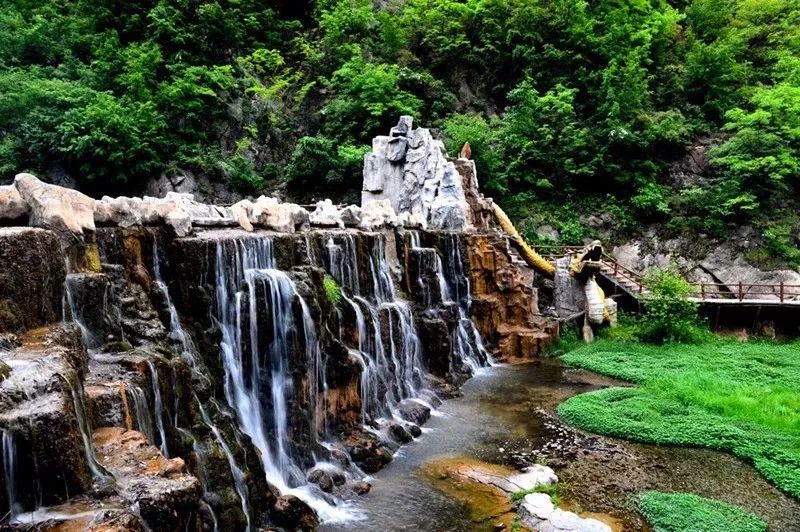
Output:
0,117,558,530
362,116,470,231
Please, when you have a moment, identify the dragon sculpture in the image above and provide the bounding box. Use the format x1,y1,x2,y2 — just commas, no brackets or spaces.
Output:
492,204,617,341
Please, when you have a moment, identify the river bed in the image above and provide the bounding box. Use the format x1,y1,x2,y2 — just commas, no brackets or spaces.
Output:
323,360,800,531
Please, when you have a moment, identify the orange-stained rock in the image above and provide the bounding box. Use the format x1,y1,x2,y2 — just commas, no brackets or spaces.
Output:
93,427,201,530
466,234,556,361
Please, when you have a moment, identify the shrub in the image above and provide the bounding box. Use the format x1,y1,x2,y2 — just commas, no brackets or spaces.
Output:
323,275,342,306
637,266,709,344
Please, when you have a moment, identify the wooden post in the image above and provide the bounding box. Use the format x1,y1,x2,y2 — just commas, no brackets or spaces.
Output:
738,281,743,301
614,261,618,276
780,282,784,303
700,283,705,299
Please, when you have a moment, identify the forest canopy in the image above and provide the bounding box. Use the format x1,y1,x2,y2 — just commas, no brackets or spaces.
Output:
1,0,798,252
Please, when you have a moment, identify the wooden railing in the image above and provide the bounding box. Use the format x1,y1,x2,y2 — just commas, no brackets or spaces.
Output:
534,244,647,293
690,282,800,302
532,245,800,304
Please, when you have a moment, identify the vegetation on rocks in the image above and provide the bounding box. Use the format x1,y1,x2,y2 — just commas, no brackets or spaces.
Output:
637,491,767,532
322,275,342,306
1,0,798,257
558,339,800,498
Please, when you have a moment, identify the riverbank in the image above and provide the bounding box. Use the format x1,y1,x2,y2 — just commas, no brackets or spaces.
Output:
558,339,800,500
323,359,800,531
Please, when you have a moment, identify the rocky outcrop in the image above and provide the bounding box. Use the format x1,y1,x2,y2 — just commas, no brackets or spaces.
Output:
362,116,470,230
613,231,800,302
467,233,555,360
434,460,611,532
0,228,66,332
15,173,96,234
93,427,201,529
0,185,28,222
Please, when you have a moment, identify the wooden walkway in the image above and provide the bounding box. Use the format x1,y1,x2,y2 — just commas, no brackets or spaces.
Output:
537,245,800,308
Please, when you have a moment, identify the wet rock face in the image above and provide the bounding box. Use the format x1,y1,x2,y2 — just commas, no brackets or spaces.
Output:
0,326,93,516
0,228,66,332
467,234,555,360
273,494,320,531
93,427,201,530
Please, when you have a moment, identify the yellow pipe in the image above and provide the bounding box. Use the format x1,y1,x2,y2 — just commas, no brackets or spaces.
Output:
492,203,556,278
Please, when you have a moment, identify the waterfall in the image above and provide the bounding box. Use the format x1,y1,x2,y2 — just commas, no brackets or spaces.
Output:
2,428,19,519
147,361,169,458
442,233,493,371
409,231,491,373
152,237,202,372
62,373,110,482
64,274,99,350
196,400,252,532
214,237,356,523
129,386,155,444
325,232,425,421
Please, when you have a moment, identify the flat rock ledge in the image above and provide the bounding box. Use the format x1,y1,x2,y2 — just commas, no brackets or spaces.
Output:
463,463,612,532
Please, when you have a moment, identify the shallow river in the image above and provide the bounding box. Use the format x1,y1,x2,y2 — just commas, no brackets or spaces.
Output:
323,360,800,532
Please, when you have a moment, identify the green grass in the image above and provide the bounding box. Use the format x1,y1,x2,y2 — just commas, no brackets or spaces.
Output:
637,492,767,532
557,339,800,498
510,482,562,506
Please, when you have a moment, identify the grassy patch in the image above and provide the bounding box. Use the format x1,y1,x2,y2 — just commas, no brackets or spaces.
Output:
637,492,767,532
557,339,800,498
510,482,561,506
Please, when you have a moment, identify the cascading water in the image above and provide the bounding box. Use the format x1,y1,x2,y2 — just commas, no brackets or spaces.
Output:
146,361,169,458
442,233,493,371
408,230,491,374
64,274,99,350
214,237,357,523
129,386,156,444
324,232,425,422
196,399,252,532
152,237,202,371
62,373,110,483
2,428,19,519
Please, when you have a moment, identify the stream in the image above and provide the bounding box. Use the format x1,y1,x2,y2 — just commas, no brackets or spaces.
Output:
324,360,800,532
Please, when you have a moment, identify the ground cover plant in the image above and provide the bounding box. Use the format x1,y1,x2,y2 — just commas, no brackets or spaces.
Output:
557,339,800,498
636,491,767,532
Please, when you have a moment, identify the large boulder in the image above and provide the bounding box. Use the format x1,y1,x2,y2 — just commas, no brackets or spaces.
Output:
14,173,95,234
361,117,470,230
309,199,344,228
230,199,255,231
359,199,398,231
250,197,310,233
0,185,29,221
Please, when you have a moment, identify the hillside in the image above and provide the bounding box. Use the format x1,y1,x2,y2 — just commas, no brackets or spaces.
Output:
1,0,798,266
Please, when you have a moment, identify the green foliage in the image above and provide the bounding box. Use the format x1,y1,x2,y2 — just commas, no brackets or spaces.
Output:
637,492,767,532
323,54,423,143
285,135,369,199
638,266,709,344
323,275,343,306
712,83,800,200
558,339,800,498
0,0,796,234
58,93,167,185
510,483,561,506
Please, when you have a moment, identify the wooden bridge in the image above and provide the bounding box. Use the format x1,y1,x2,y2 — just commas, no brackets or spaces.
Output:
536,245,800,308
